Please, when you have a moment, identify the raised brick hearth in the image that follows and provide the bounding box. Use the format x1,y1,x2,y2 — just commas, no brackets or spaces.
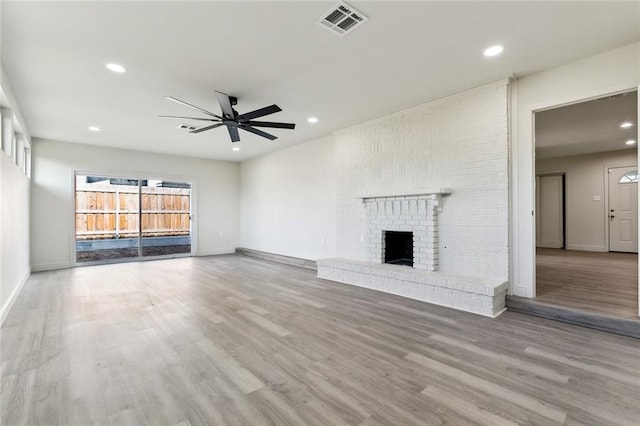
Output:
317,258,508,317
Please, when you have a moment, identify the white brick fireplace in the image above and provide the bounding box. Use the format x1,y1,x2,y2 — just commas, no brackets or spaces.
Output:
317,189,508,317
363,191,449,271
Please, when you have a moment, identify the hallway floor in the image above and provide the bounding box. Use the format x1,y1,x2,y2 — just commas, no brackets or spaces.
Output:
536,248,639,320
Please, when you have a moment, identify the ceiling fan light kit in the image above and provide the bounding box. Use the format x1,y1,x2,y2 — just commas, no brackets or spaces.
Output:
160,91,295,143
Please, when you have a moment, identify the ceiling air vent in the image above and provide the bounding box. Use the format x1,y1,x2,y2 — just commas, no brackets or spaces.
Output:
316,2,368,37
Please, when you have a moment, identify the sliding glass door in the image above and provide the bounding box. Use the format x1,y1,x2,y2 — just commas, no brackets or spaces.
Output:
75,174,191,264
141,180,191,257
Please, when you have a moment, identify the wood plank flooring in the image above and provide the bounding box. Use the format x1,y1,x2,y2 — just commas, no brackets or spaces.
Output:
2,254,640,425
536,248,639,319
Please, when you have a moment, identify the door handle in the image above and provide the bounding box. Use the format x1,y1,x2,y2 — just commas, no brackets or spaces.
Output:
610,215,615,220
610,209,615,212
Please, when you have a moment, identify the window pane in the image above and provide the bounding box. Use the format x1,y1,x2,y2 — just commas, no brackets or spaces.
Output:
24,148,31,177
141,180,191,257
618,171,638,184
16,134,24,168
0,108,12,156
75,174,140,263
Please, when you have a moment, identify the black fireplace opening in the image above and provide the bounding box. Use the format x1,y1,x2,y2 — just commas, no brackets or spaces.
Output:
384,231,413,267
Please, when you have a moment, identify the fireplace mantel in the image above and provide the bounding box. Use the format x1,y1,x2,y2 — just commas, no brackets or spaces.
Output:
357,188,452,201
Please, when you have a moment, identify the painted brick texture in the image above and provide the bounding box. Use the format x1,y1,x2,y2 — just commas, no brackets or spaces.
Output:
335,82,509,283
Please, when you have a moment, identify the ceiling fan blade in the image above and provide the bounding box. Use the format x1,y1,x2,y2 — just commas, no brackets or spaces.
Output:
189,123,223,134
159,115,220,122
240,125,277,140
227,125,241,142
237,104,282,121
244,121,295,129
165,96,222,119
215,91,236,119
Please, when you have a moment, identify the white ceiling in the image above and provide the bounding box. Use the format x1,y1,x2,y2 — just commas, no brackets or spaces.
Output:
2,1,639,162
535,90,638,159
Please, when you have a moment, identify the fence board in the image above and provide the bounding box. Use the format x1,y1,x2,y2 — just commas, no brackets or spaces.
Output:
76,187,190,240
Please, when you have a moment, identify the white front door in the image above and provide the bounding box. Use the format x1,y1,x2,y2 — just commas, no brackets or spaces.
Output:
536,174,564,248
608,166,638,253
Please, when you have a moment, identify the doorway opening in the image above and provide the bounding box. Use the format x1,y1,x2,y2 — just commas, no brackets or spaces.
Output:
533,90,638,320
75,174,192,264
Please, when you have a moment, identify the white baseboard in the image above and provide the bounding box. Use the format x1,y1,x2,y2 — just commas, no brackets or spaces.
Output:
565,244,606,252
31,261,73,272
512,284,534,298
1,270,30,326
196,248,236,257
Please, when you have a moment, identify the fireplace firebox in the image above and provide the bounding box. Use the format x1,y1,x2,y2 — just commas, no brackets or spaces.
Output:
384,231,413,267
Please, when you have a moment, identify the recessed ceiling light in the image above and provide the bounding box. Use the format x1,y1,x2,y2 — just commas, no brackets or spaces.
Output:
106,63,127,73
625,139,636,145
232,147,240,151
620,122,634,129
484,45,504,57
307,117,318,124
88,126,100,132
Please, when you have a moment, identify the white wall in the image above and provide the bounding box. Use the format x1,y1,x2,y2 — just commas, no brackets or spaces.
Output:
240,136,336,260
537,149,637,252
31,138,240,271
1,62,32,325
240,81,510,283
1,151,30,323
335,81,510,282
512,42,640,297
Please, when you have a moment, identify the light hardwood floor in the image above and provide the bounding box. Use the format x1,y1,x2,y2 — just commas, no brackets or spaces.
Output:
536,248,639,319
2,255,640,425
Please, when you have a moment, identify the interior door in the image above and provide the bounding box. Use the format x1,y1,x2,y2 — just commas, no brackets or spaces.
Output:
536,174,564,248
608,166,638,253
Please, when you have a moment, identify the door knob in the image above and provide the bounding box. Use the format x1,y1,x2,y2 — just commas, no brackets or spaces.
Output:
610,215,615,220
610,209,615,212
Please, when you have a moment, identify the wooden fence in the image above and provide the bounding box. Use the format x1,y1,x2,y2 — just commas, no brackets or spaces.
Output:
75,185,190,240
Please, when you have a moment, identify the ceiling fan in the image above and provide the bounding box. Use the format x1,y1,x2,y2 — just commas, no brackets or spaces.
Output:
160,91,295,142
